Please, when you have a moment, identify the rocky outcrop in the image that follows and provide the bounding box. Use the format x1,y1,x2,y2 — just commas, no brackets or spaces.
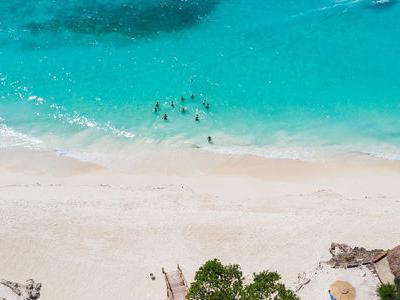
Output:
0,279,41,300
327,243,386,268
327,242,400,285
387,245,400,283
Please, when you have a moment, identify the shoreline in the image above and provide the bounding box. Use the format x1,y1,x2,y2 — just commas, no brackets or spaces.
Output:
1,146,399,299
2,143,400,178
3,118,400,166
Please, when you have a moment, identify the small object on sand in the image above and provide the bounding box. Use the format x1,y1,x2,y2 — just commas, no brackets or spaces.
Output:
162,113,168,121
195,114,199,122
149,273,156,281
190,94,195,100
207,136,213,144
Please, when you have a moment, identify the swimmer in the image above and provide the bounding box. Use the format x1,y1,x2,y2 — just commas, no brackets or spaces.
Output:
205,103,209,109
153,106,158,113
207,136,213,144
181,96,185,102
202,99,206,105
195,114,199,122
171,101,175,108
155,101,159,108
181,107,186,113
162,113,168,121
190,94,195,100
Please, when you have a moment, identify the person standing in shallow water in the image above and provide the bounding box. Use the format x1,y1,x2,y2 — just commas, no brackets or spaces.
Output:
207,136,213,144
162,113,168,121
171,101,175,108
195,114,199,122
153,101,159,113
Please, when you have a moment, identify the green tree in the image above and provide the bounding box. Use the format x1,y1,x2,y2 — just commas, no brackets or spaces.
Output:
187,259,299,300
242,271,299,300
377,283,400,300
187,259,243,300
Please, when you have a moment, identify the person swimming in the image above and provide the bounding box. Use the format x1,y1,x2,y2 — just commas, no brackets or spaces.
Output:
181,107,186,113
162,113,168,121
171,101,175,108
190,94,195,100
207,136,213,144
202,99,206,105
195,114,199,122
181,96,185,102
205,103,209,109
153,106,158,113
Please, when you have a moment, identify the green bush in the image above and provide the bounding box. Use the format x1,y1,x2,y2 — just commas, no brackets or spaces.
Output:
187,259,243,300
187,259,299,300
242,271,299,300
377,283,400,300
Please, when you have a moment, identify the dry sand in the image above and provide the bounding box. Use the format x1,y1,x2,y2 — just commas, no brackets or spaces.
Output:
0,147,399,299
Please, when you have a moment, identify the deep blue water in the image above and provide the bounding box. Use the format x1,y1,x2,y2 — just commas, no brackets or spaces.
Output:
1,0,400,160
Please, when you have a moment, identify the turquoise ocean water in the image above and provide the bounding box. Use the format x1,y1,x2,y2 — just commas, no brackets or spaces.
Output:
1,0,400,161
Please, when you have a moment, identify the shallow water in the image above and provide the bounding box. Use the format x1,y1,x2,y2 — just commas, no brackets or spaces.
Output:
1,0,400,161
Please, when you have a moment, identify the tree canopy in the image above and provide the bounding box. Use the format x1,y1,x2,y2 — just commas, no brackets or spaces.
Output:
378,283,400,300
187,259,299,300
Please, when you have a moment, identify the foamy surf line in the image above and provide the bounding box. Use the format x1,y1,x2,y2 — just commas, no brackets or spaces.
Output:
40,139,400,170
1,121,400,168
0,122,42,149
200,143,400,161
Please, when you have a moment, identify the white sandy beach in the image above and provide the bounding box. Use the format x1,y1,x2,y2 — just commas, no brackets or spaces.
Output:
1,147,399,299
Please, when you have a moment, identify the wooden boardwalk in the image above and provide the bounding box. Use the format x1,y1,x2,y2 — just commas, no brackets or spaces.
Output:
162,265,188,300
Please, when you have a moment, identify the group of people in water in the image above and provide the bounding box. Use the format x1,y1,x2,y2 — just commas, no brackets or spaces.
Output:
153,93,213,144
